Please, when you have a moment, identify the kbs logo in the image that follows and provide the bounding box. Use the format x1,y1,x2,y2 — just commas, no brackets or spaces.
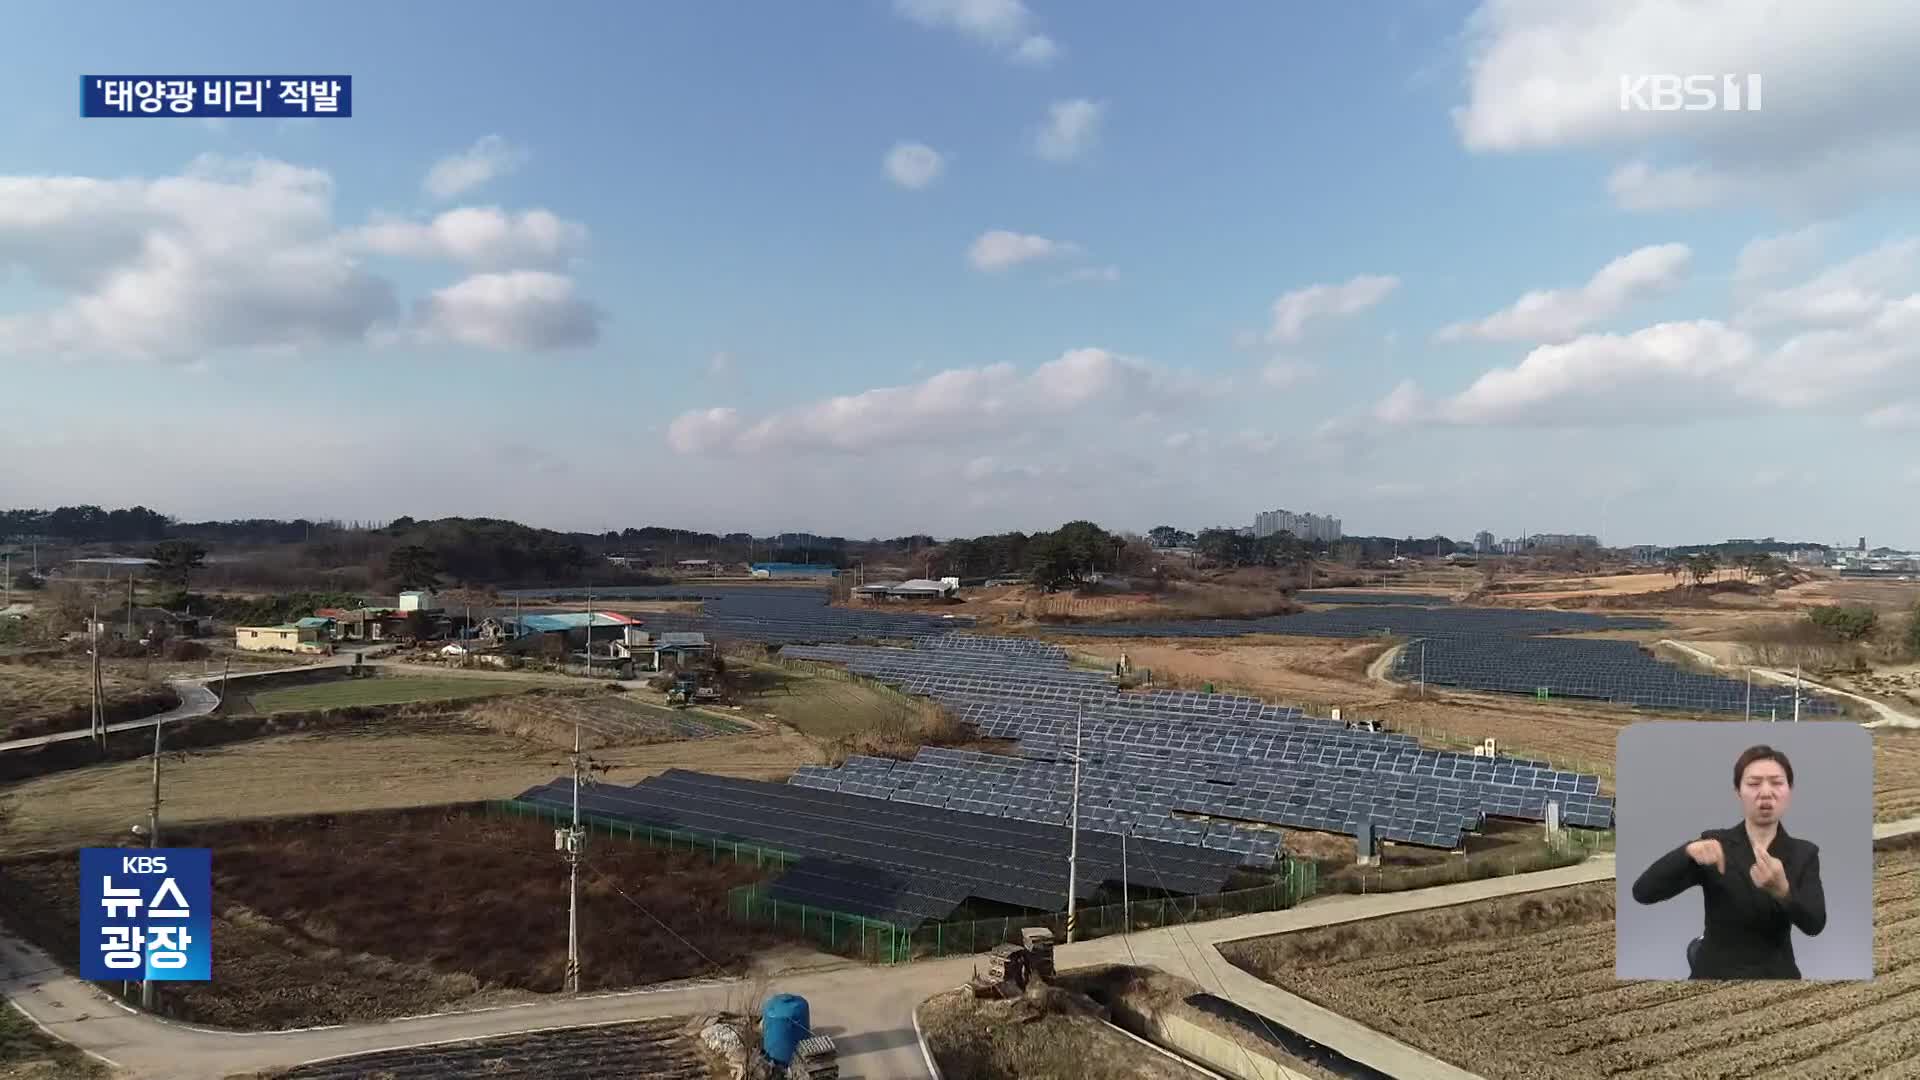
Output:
1619,74,1763,113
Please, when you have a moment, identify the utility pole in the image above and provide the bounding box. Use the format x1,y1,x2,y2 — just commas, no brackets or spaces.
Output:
3,552,9,610
1120,821,1131,936
91,601,104,747
1793,666,1801,724
1066,706,1082,943
1419,639,1428,700
584,581,593,679
1745,667,1752,722
140,715,165,1010
559,714,590,994
127,570,135,641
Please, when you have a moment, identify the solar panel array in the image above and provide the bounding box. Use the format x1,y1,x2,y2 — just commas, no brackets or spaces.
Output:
1041,605,1664,640
498,584,969,644
512,768,1242,928
1395,634,1841,716
1035,601,1835,718
781,635,1614,850
792,751,1286,858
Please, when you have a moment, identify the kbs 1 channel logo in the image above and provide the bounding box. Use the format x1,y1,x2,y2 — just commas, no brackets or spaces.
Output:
81,76,353,118
79,849,213,982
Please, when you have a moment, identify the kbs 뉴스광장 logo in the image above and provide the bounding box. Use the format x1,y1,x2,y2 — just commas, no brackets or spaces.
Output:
79,848,212,982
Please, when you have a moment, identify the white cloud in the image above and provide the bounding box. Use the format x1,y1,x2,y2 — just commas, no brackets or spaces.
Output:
1735,237,1920,329
883,142,946,190
1745,293,1920,409
666,347,1187,456
1056,265,1120,285
665,407,744,454
1033,99,1102,163
968,229,1075,272
1436,243,1691,343
1261,360,1317,389
1012,35,1058,65
1381,321,1756,427
348,206,587,268
0,155,396,360
894,0,1058,65
423,135,528,200
1733,226,1825,284
1265,274,1399,344
1865,401,1919,430
1453,0,1920,211
412,270,602,351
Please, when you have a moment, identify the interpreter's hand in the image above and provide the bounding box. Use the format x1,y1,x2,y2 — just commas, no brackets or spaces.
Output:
1751,847,1790,899
1685,838,1726,874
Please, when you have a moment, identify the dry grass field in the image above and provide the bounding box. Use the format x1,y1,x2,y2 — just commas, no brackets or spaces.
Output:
0,658,174,741
0,1004,110,1080
0,809,789,1029
919,985,1209,1080
1223,838,1920,1080
0,711,819,856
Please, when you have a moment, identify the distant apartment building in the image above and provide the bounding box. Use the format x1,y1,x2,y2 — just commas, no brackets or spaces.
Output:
1526,533,1600,551
1474,530,1495,554
1498,533,1599,554
1252,509,1342,543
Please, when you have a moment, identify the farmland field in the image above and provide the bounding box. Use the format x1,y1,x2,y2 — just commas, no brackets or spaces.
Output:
246,675,527,714
0,809,793,1029
270,1018,709,1080
468,688,753,748
1222,839,1920,1080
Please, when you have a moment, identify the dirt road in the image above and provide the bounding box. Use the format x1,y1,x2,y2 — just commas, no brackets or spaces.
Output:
1660,639,1920,728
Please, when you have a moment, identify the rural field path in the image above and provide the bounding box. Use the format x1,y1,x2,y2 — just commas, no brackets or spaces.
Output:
9,819,1920,1080
1659,639,1920,728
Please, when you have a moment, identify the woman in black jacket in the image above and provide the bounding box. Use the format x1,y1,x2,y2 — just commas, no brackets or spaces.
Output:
1631,744,1827,979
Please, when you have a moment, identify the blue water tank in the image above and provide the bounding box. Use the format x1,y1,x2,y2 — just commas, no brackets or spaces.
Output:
762,993,811,1066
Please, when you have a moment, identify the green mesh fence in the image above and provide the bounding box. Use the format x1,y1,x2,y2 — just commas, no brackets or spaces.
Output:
487,799,797,873
493,799,1320,965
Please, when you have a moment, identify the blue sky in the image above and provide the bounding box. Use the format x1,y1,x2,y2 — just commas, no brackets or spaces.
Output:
4,1,1919,546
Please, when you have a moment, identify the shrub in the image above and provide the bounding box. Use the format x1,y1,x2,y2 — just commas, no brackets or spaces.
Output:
162,638,212,661
1809,604,1879,642
1907,605,1920,659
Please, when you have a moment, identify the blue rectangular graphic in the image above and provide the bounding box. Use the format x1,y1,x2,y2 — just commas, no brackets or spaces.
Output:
79,848,212,982
81,76,352,118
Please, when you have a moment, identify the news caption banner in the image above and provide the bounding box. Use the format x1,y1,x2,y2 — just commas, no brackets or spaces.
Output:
79,848,212,982
81,76,352,118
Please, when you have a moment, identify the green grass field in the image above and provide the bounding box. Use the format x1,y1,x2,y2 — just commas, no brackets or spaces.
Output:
247,676,527,715
742,665,919,738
